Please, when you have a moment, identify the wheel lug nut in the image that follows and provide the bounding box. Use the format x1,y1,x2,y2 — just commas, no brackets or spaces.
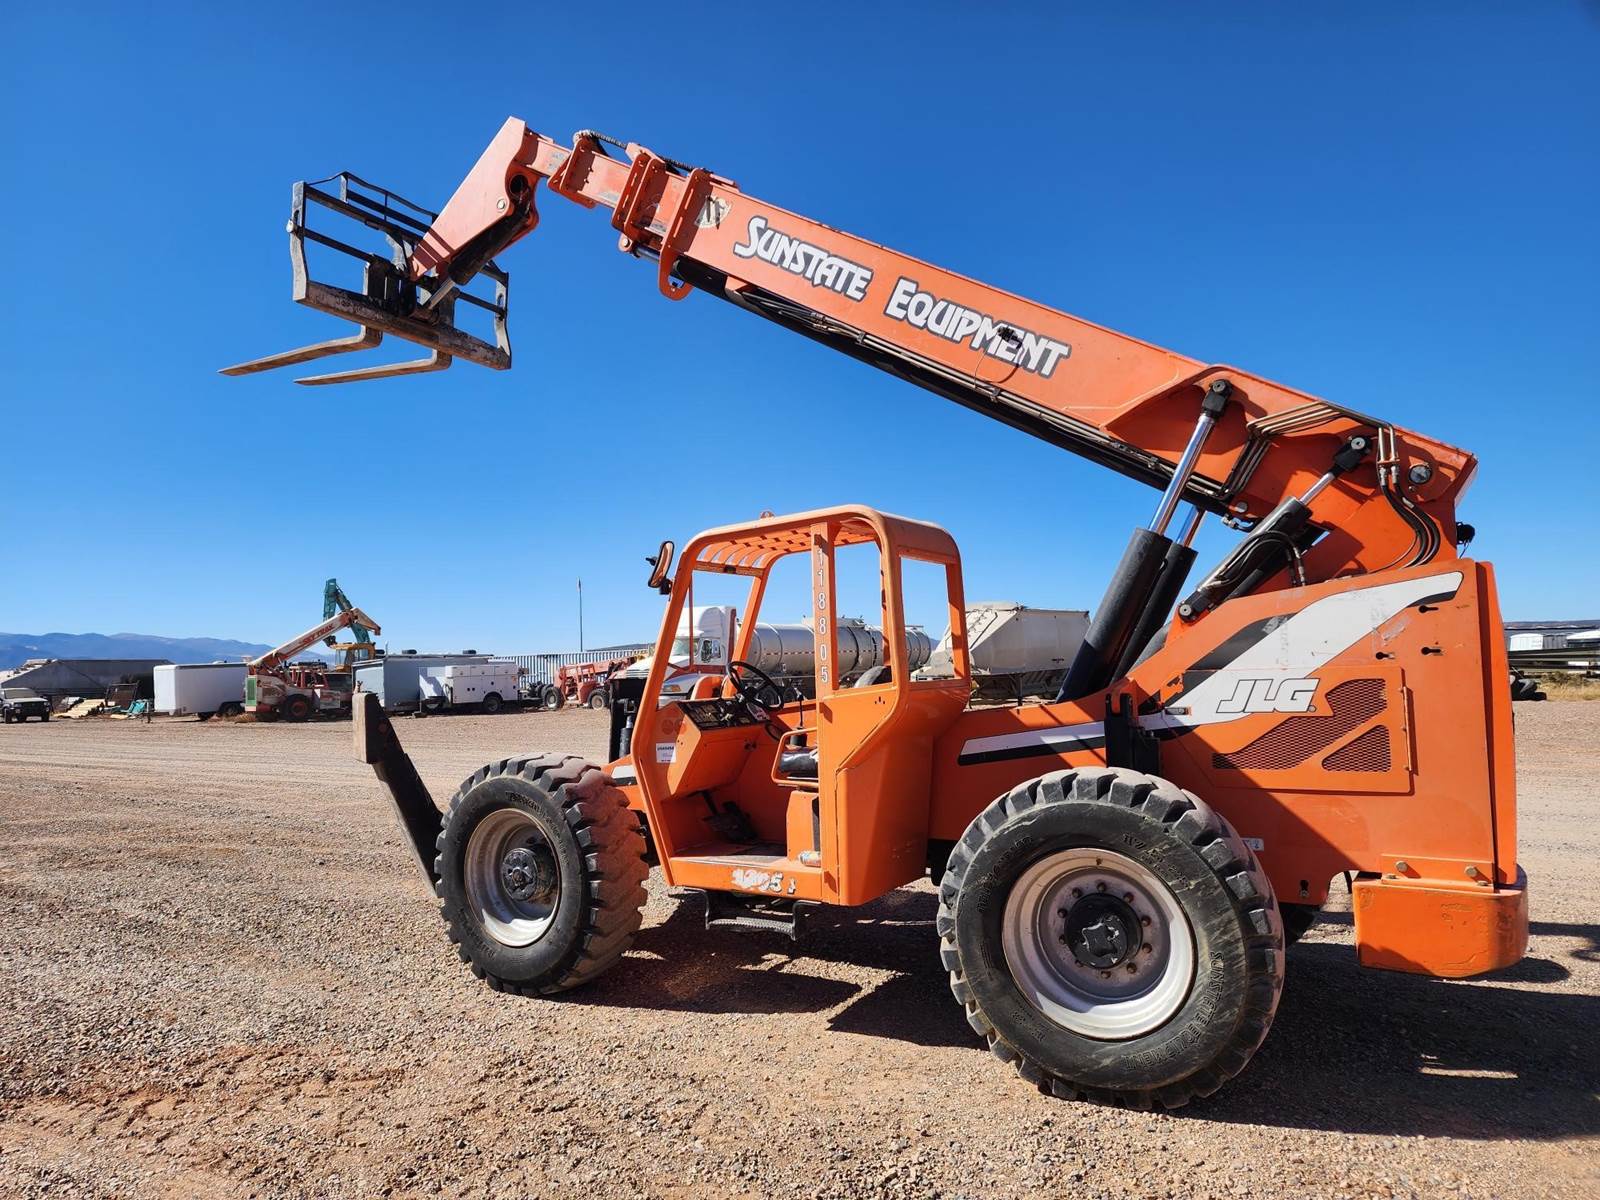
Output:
1100,971,1111,979
1057,908,1069,919
1096,882,1107,892
1140,915,1152,927
1071,888,1082,898
1123,892,1134,903
1142,942,1153,955
1125,963,1138,974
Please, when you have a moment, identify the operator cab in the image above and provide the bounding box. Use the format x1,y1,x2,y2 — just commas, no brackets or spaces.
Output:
632,506,971,907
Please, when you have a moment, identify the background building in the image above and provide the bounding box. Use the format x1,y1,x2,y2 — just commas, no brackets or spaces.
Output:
0,658,171,705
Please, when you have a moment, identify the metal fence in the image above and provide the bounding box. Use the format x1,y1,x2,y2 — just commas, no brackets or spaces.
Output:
506,645,652,687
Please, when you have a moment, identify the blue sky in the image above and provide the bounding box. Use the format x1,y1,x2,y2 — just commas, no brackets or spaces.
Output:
3,4,1596,652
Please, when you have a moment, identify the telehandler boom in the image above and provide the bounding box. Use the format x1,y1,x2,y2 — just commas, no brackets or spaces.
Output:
232,119,1525,1108
246,604,380,721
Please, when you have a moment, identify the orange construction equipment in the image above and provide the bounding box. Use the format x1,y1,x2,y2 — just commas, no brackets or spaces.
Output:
235,119,1525,1108
540,656,641,711
246,604,381,721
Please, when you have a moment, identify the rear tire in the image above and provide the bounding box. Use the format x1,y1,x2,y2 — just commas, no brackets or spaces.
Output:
282,694,313,722
435,754,648,994
588,688,610,711
480,692,503,715
218,701,243,719
938,766,1284,1108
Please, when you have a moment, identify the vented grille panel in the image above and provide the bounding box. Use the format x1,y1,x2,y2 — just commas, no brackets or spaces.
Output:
1321,725,1391,772
1213,678,1386,771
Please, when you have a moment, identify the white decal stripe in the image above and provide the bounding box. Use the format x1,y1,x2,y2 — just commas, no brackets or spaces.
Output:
1149,570,1463,731
959,721,1105,759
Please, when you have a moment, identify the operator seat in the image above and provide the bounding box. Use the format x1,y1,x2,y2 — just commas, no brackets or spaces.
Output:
775,666,891,781
776,745,819,780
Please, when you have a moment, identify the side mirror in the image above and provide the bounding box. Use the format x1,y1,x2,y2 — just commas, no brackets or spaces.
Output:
645,540,675,594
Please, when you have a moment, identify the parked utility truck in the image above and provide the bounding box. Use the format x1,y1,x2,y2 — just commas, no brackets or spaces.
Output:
418,661,521,714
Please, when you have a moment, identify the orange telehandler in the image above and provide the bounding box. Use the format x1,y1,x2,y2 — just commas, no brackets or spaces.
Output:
226,120,1527,1107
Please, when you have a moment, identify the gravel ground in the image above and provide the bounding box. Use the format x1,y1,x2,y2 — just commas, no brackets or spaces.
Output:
0,703,1595,1199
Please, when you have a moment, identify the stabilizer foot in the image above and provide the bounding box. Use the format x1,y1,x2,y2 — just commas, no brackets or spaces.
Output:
354,691,444,887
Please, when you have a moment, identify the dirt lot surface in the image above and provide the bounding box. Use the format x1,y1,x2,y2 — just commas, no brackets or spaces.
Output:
1,704,1596,1199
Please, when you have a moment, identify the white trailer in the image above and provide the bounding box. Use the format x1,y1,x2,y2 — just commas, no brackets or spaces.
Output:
417,661,521,714
153,663,249,719
922,602,1089,701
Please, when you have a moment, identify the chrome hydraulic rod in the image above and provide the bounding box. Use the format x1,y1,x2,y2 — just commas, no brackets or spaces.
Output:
1148,381,1232,535
1177,505,1206,547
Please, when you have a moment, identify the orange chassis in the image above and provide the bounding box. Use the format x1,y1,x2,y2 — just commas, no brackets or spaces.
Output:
608,505,1524,980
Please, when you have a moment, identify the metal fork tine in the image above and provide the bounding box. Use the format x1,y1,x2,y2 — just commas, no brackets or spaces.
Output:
222,173,512,384
219,325,382,376
293,350,453,386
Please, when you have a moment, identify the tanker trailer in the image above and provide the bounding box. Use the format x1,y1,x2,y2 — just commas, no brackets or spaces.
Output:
618,606,932,702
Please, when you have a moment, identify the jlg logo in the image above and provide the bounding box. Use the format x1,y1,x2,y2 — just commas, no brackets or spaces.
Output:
1216,676,1319,716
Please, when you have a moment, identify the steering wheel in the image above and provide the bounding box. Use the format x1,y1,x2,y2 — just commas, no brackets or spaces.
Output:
726,660,784,718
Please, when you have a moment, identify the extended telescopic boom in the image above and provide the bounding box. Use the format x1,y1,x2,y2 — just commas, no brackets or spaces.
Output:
225,118,1474,589
250,607,381,674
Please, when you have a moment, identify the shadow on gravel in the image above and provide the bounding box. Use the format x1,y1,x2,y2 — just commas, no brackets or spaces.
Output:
571,888,972,1046
1194,937,1600,1139
573,889,1600,1139
1528,918,1600,963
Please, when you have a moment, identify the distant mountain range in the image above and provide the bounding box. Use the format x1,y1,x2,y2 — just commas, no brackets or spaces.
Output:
0,631,279,671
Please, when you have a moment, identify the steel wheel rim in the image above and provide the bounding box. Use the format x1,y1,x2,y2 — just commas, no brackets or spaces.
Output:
464,809,560,947
1001,847,1195,1040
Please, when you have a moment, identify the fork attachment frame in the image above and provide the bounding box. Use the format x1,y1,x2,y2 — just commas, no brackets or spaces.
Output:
220,175,510,385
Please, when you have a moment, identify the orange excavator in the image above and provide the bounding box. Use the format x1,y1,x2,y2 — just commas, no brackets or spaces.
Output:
228,120,1526,1107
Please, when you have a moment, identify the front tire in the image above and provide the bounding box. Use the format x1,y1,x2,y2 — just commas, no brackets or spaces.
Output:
938,766,1284,1108
480,692,503,715
542,686,565,712
435,755,648,994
